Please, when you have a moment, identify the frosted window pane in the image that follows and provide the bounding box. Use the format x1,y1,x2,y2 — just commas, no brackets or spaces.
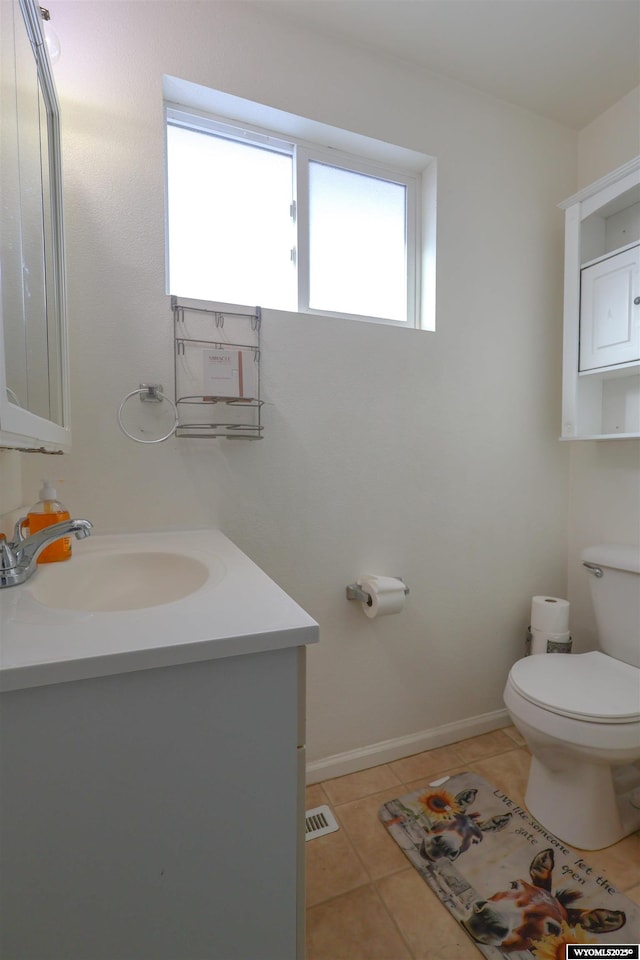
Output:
167,125,295,310
308,162,406,322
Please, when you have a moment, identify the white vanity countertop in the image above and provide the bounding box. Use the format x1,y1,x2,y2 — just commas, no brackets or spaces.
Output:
0,529,319,692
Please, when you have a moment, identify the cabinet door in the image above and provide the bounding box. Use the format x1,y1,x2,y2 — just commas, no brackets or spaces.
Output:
579,245,640,371
0,0,70,452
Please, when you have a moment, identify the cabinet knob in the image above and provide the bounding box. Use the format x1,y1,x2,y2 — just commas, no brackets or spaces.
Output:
634,296,640,305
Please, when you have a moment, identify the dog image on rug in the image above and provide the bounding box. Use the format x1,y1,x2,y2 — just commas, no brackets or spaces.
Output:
380,770,640,959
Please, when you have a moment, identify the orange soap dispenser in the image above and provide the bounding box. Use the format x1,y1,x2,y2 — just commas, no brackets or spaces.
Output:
24,480,72,563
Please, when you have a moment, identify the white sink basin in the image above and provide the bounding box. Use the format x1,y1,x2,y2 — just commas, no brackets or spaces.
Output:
28,550,212,612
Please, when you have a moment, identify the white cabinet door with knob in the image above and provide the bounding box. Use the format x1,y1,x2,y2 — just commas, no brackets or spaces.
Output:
579,244,640,372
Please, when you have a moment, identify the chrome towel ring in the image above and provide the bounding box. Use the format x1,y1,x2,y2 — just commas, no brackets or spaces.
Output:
117,384,179,443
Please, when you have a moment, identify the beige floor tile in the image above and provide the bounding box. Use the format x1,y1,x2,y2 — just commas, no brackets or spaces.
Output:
306,782,328,809
470,748,531,809
306,824,369,907
376,868,480,960
582,831,640,892
321,763,402,806
503,724,526,747
389,744,466,784
454,728,518,762
337,787,411,881
306,733,640,960
306,884,412,960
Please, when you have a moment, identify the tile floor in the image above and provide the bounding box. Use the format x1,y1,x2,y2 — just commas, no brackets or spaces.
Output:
305,727,640,960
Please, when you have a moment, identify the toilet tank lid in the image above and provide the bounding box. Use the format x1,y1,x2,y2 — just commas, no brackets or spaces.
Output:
581,544,640,574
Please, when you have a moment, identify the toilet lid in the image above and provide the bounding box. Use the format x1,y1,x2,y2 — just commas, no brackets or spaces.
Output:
510,652,640,723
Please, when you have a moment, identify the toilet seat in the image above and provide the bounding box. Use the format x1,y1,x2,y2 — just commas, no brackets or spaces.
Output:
509,651,640,724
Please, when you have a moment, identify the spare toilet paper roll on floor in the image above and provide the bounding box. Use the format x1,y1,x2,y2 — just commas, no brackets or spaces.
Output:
531,596,570,634
359,576,406,619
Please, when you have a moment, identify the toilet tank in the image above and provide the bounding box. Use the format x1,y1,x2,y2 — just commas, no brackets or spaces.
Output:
581,544,640,668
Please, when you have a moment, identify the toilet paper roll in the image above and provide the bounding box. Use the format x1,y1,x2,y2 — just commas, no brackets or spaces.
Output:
359,576,406,619
530,628,571,656
531,596,570,634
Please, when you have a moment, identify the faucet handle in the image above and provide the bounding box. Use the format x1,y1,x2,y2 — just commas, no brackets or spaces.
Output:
13,517,28,543
0,534,18,572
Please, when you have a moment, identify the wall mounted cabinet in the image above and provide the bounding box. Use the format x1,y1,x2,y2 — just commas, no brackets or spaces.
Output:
559,157,640,440
0,0,71,453
579,244,639,373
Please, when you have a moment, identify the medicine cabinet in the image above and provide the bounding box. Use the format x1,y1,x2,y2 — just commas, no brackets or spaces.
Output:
559,156,640,440
0,0,71,453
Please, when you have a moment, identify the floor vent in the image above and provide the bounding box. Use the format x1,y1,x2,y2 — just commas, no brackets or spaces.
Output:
305,804,339,841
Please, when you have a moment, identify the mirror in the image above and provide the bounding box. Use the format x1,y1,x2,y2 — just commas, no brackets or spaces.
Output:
0,0,70,452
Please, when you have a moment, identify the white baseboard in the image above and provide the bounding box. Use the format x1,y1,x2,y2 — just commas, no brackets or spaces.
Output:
306,708,511,784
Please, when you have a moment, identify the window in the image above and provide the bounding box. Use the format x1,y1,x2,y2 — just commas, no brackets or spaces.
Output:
165,96,435,329
166,120,296,312
306,160,408,321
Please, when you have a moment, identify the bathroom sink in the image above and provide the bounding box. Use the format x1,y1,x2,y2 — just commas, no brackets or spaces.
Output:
28,550,211,612
1,529,318,693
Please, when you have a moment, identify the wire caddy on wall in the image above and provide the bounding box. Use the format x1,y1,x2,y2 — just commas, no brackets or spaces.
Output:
172,296,263,440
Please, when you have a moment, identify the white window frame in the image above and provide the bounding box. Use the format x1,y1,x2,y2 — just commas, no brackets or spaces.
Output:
165,94,434,330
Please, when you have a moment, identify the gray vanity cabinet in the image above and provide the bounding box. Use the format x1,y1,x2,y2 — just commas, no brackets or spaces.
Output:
0,646,307,959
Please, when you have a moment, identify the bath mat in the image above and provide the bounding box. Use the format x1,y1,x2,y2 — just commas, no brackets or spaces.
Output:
380,771,640,959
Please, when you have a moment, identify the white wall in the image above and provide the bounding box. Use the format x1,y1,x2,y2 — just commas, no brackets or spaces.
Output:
577,86,640,188
566,87,640,654
0,450,22,519
13,1,576,772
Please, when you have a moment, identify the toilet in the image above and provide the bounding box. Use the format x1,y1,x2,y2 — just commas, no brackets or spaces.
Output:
504,543,640,850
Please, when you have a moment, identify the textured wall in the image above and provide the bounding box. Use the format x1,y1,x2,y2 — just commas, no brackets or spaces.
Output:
19,1,575,766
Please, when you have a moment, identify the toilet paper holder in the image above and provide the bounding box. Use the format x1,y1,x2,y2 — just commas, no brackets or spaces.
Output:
346,579,409,603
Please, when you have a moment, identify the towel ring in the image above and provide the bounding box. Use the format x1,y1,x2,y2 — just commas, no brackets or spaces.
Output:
117,384,179,443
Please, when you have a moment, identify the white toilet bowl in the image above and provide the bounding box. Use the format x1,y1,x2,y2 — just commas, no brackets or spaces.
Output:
504,651,640,850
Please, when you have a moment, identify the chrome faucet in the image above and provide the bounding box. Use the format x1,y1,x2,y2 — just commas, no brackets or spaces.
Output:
0,518,93,588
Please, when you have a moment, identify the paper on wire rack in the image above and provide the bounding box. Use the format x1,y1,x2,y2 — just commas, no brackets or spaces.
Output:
202,348,257,400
